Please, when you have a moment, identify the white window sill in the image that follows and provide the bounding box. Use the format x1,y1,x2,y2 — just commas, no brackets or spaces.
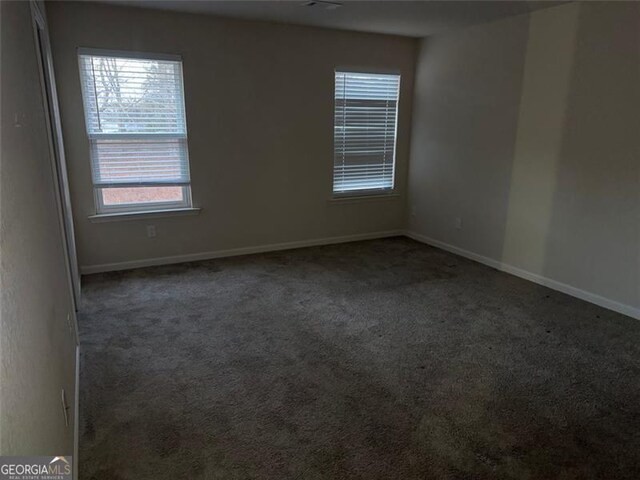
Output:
328,192,400,204
88,207,201,223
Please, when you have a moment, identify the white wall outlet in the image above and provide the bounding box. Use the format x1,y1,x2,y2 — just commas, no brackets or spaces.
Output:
146,225,156,238
14,112,25,128
455,217,463,229
411,205,417,217
66,313,73,336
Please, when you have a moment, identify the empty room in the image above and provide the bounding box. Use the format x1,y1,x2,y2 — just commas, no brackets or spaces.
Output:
1,0,639,478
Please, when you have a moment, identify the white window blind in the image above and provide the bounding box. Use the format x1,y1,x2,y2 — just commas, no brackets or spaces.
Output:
333,71,400,194
78,50,191,192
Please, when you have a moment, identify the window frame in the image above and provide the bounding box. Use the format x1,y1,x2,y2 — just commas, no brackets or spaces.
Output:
77,47,193,215
332,68,401,198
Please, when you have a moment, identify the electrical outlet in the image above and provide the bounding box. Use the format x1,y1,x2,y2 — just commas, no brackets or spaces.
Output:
66,313,73,336
14,113,25,128
455,217,463,229
146,225,156,238
411,205,417,217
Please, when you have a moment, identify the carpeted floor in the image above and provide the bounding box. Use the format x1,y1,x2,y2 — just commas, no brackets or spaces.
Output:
78,237,640,479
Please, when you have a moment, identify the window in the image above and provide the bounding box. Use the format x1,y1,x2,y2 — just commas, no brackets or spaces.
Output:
78,49,192,214
333,71,400,195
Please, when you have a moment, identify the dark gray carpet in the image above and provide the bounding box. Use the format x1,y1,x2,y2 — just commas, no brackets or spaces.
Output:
79,237,640,479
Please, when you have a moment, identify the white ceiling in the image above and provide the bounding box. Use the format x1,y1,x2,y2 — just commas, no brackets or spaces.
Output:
99,0,566,38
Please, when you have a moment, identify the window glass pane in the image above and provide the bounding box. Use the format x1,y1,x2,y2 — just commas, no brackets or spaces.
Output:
101,186,184,206
333,71,400,194
79,55,185,135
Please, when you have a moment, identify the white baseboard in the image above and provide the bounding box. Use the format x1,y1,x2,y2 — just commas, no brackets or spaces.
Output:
80,230,404,275
405,231,640,321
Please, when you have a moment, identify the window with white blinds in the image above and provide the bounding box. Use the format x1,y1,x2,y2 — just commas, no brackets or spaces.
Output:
333,71,400,194
78,48,191,213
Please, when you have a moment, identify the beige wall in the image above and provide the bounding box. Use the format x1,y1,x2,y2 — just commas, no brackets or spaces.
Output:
408,2,640,315
0,1,77,455
46,1,417,271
